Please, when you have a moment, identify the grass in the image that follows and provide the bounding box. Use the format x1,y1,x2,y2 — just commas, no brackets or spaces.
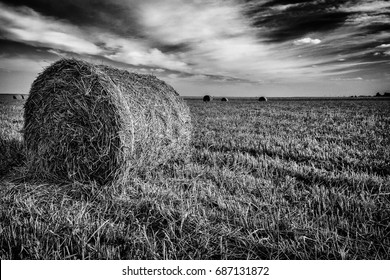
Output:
0,98,389,259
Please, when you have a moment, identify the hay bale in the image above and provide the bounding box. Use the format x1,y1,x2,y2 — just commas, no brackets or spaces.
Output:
24,58,192,185
258,96,268,102
203,95,212,102
221,97,229,102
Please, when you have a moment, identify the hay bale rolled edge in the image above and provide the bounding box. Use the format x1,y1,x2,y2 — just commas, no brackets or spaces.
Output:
221,97,228,102
24,58,192,185
258,96,268,102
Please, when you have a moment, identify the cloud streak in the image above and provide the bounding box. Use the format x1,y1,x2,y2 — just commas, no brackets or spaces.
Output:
293,38,321,45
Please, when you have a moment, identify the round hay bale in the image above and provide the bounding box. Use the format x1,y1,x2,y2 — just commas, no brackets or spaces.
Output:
258,96,268,102
203,95,212,102
221,97,229,102
24,58,192,185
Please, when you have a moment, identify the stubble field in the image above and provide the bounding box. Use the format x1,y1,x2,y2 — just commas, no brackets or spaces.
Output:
0,98,389,259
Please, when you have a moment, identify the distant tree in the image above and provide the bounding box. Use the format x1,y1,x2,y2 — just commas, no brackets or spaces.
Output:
376,92,382,97
384,92,390,97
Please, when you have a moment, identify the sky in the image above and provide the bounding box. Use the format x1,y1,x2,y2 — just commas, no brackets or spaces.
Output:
0,0,389,97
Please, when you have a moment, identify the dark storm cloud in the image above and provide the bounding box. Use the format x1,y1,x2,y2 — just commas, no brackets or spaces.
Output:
0,0,142,38
241,0,357,42
263,11,351,42
362,21,390,35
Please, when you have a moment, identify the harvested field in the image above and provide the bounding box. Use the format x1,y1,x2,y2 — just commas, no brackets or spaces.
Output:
1,98,389,259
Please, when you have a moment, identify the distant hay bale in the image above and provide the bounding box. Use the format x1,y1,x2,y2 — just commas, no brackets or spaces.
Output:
203,95,212,102
221,97,229,102
24,58,192,185
13,95,17,100
258,96,268,102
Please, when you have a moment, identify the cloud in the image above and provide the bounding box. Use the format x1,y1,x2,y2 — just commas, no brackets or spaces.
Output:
241,0,353,42
378,44,390,48
136,0,318,82
331,77,363,81
341,0,390,12
46,49,66,57
103,39,189,71
293,38,322,46
0,0,142,38
138,0,248,45
138,0,261,76
342,1,390,37
0,3,100,54
271,4,302,11
0,2,190,72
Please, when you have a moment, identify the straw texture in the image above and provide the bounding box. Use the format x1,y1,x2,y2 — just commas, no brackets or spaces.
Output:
24,58,191,185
